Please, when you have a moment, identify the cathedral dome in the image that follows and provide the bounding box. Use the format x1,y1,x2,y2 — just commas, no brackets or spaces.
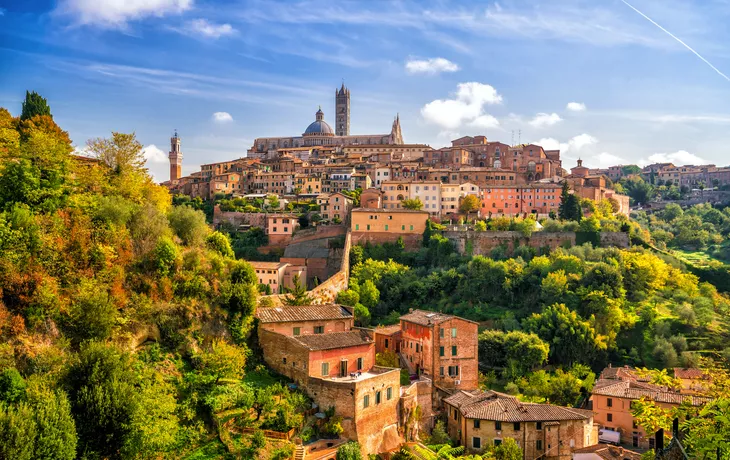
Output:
303,107,334,136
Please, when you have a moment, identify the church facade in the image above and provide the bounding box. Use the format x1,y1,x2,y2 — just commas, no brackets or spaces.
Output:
247,84,404,160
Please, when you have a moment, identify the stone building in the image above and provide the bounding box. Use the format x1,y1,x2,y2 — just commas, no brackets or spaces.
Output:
255,305,402,454
247,85,404,160
168,131,182,182
443,390,598,459
350,208,429,248
317,192,353,222
250,261,306,295
479,184,562,218
399,310,479,392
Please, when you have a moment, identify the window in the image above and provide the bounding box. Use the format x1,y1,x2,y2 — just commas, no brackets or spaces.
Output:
321,362,329,376
314,326,324,334
439,328,444,338
474,419,480,429
384,338,389,348
367,224,370,231
385,225,389,231
282,357,287,364
451,327,457,338
415,343,420,352
401,225,405,230
439,346,445,357
536,422,542,430
355,224,359,230
536,440,543,451
494,439,502,447
514,422,520,431
363,395,370,408
410,225,414,230
376,391,382,405
607,413,613,422
440,367,444,376
495,421,502,430
387,387,393,400
452,345,457,356
472,437,481,449
607,398,613,408
293,327,300,336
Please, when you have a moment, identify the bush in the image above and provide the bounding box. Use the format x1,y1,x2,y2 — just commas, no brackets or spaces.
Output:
0,368,26,403
206,231,234,258
337,441,363,460
168,205,209,246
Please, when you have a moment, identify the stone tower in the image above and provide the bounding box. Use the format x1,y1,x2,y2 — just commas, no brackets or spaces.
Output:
335,83,350,137
169,130,182,182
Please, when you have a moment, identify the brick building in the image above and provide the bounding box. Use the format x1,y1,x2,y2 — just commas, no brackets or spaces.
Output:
373,324,401,354
250,261,307,294
479,184,562,218
443,390,598,459
350,208,429,249
266,214,300,245
398,310,479,392
255,305,402,454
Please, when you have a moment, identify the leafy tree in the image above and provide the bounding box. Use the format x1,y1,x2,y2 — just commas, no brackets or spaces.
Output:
336,289,359,306
27,386,77,460
474,220,487,231
68,279,117,342
206,231,234,258
494,437,522,460
195,340,247,383
459,195,480,214
267,194,280,209
0,368,26,403
87,132,146,174
524,303,605,366
154,237,179,276
283,274,313,306
21,91,51,120
168,205,209,246
358,280,380,310
336,441,363,460
558,182,582,222
478,330,549,378
354,304,371,327
0,402,36,460
402,198,423,210
427,420,450,445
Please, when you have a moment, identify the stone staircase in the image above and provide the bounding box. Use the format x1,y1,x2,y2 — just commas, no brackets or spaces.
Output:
294,445,305,460
399,352,416,375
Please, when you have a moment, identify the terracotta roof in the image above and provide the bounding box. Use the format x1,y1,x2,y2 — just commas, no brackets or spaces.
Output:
249,261,286,269
591,379,712,406
599,366,648,382
444,390,594,423
400,309,476,326
256,305,352,323
374,324,402,335
674,368,709,380
292,330,372,351
573,444,642,460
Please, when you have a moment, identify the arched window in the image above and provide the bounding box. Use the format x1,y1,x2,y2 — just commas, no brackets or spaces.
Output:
528,161,536,172
494,160,502,169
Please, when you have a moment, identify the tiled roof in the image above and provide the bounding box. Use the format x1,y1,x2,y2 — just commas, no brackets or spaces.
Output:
250,261,286,269
599,365,648,382
374,324,402,335
400,309,475,326
256,305,352,323
573,444,642,460
352,208,429,214
591,379,712,406
444,390,594,423
292,330,372,351
674,368,709,380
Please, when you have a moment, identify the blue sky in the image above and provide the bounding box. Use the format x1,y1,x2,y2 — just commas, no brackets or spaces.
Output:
3,0,730,181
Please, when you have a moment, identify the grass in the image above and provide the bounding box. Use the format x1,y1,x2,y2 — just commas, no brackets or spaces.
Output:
242,368,284,388
181,439,234,460
672,249,719,267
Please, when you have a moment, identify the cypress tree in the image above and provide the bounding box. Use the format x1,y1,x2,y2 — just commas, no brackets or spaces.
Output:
20,91,51,120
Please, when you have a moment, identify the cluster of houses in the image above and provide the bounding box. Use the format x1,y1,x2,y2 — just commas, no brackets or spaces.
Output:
252,304,709,459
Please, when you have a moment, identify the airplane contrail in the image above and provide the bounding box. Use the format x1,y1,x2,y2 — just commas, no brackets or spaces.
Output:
620,0,730,82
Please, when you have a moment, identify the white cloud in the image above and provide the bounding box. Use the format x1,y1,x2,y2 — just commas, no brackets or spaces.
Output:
212,111,233,123
187,19,236,38
405,57,460,75
537,134,597,154
142,144,167,163
566,102,586,112
421,82,502,130
469,115,500,129
56,0,192,28
593,152,626,168
528,112,562,128
639,150,706,167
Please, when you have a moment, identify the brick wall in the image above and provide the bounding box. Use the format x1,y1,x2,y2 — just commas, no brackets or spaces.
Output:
351,231,423,250
212,207,267,228
258,317,353,337
443,231,630,256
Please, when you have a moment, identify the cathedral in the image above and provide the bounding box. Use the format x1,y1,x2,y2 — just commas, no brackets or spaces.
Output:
247,83,404,159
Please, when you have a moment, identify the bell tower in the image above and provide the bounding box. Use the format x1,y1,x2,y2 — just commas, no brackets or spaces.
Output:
169,130,182,181
335,82,350,137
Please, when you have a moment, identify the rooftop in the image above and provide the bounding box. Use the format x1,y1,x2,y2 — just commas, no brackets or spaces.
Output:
444,390,594,422
400,309,476,326
674,368,709,380
352,208,430,214
374,324,402,335
256,305,353,324
293,329,372,351
573,444,642,460
249,261,286,269
591,379,712,406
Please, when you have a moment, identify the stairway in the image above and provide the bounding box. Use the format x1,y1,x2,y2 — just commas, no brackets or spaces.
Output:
295,445,305,460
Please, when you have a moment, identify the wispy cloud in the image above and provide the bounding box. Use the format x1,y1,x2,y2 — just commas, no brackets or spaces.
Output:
55,0,192,28
405,57,460,75
212,112,233,123
639,150,706,167
619,0,730,82
566,102,586,112
537,134,597,155
421,82,503,130
177,19,237,39
529,113,562,128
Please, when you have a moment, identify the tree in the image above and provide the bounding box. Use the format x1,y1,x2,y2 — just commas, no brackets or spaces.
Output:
267,194,280,209
21,91,51,120
558,182,582,222
68,279,117,342
478,330,549,378
494,437,522,460
358,280,380,310
154,237,179,276
427,420,450,445
27,387,77,460
195,340,247,383
206,231,234,258
401,198,423,210
87,132,146,174
0,368,26,403
168,205,209,246
283,274,313,306
459,195,480,214
0,402,36,460
524,303,606,366
336,442,362,460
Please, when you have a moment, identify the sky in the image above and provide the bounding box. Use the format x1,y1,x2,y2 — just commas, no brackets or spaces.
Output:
3,0,730,181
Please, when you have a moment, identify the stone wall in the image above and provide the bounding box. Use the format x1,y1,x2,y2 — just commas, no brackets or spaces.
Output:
212,207,267,228
400,378,434,440
443,231,629,257
351,231,423,250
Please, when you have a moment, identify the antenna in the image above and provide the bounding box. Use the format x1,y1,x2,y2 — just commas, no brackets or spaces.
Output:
518,129,521,145
511,130,515,147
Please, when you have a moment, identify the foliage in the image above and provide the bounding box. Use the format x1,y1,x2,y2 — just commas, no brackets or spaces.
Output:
206,231,234,258
402,198,424,210
478,330,549,379
336,441,363,460
494,438,522,460
427,420,451,445
168,205,210,246
558,182,582,222
283,274,313,306
459,195,480,214
21,90,51,120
